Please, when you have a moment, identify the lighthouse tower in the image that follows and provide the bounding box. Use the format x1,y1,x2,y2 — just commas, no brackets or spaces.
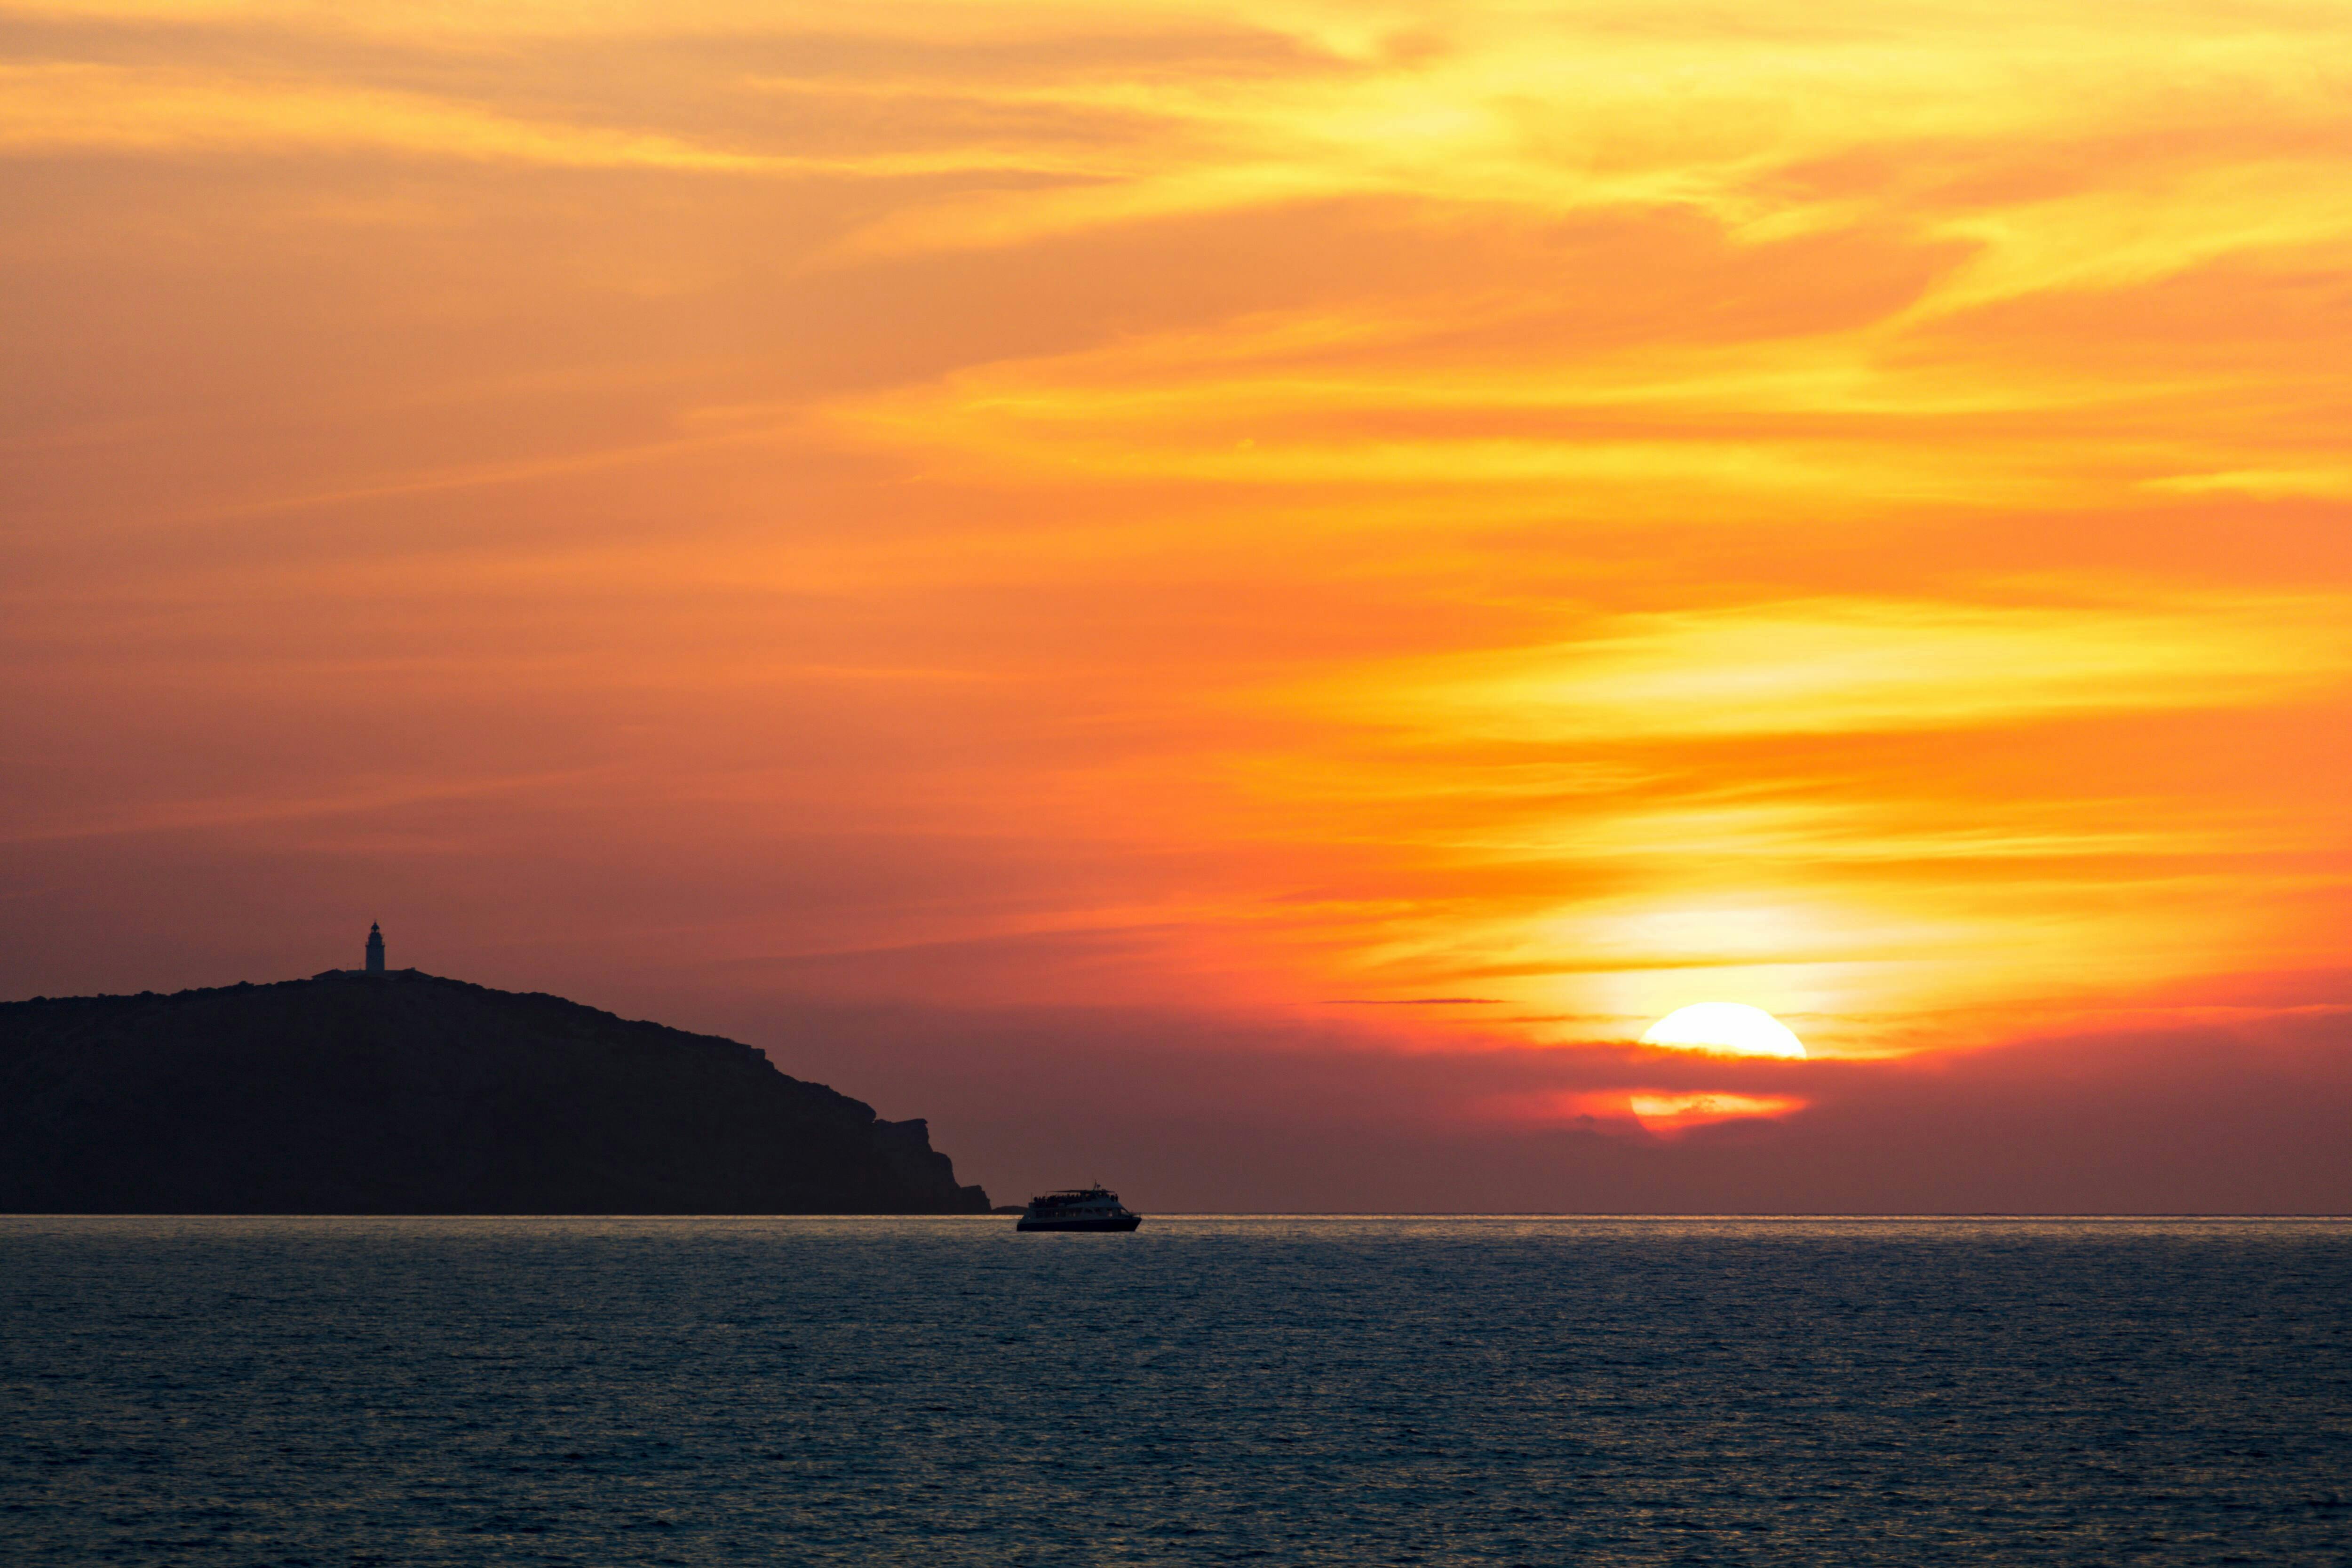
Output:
365,922,386,974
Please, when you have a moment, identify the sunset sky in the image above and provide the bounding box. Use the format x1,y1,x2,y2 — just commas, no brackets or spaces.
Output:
7,0,2350,1208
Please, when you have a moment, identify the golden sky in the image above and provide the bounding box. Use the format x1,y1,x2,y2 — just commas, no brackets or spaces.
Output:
6,1,2351,1198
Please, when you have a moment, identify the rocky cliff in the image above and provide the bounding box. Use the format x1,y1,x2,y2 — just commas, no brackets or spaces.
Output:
0,971,991,1214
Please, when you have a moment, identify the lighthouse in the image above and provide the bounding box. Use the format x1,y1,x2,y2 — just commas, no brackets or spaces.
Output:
365,922,385,974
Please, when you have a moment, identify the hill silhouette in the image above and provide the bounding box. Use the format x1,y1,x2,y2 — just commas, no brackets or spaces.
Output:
0,970,991,1214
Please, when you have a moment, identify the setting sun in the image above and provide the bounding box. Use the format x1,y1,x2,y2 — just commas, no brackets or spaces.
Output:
1640,1004,1809,1060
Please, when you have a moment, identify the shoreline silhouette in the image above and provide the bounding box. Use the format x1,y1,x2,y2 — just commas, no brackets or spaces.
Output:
0,968,991,1215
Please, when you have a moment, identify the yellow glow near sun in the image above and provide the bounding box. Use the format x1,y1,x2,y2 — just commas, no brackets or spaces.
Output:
1641,1003,1808,1059
1627,1092,1808,1130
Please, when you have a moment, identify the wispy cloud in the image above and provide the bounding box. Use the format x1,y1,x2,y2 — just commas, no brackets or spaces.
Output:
5,0,2350,1098
1328,596,2352,741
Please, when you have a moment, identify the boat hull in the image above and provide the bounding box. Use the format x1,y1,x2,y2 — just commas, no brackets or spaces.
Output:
1015,1214,1143,1232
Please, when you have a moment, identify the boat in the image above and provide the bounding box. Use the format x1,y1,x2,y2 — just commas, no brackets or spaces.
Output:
1015,1186,1143,1232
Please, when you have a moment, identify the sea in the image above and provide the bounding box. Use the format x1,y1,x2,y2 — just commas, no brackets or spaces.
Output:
4,1217,2348,1565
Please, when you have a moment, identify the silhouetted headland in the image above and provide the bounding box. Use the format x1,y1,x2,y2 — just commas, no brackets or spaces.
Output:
0,969,992,1214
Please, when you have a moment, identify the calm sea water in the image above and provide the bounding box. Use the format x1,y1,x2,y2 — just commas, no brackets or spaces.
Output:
4,1217,2348,1565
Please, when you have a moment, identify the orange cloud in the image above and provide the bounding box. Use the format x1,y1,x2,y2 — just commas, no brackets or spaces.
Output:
1501,1089,1813,1136
3,0,2349,1126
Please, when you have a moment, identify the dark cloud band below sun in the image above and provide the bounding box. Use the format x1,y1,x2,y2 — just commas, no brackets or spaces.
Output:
740,1000,2352,1214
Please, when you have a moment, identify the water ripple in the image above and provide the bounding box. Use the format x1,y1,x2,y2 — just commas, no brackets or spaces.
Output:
2,1216,2347,1564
